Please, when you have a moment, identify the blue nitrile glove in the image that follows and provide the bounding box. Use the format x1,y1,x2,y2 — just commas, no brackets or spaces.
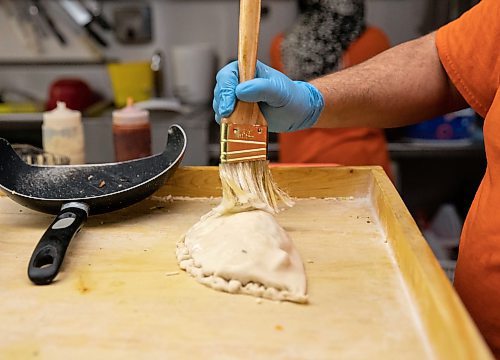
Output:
213,61,324,133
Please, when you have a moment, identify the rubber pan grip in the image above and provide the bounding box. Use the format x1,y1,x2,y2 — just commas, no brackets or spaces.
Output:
28,204,88,285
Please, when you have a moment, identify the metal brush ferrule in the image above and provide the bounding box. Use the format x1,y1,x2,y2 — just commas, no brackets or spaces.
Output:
220,123,268,163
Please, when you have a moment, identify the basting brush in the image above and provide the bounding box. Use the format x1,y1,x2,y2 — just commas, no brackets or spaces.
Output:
218,0,292,214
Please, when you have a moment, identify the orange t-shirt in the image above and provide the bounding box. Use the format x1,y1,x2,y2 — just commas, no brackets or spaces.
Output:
272,27,392,177
436,0,500,356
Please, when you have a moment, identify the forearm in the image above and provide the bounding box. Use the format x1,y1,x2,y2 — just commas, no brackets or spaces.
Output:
310,32,467,129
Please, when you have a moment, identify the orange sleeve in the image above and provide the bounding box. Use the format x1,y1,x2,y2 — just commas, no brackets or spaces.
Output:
270,33,285,73
436,0,500,118
342,27,391,68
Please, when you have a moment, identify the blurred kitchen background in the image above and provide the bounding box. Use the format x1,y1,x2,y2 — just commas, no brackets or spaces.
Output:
0,0,484,279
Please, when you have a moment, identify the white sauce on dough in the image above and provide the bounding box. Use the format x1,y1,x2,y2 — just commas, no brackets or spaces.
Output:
176,210,308,303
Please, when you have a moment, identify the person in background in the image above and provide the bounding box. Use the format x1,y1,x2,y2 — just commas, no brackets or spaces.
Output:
213,0,500,356
271,0,392,178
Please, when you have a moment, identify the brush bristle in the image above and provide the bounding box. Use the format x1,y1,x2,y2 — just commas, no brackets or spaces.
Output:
215,161,293,214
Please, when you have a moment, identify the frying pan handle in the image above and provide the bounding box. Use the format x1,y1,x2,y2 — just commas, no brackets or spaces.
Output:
28,203,89,285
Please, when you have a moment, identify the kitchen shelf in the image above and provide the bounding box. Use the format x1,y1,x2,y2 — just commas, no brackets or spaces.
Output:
388,141,485,159
0,59,117,66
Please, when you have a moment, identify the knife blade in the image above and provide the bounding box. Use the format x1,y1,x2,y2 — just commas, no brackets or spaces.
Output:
59,0,107,47
80,0,112,30
32,0,67,46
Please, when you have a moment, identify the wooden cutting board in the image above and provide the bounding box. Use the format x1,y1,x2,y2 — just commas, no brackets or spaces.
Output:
0,167,492,359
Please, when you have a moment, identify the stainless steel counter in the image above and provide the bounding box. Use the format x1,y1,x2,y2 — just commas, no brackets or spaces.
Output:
83,107,212,165
0,107,213,165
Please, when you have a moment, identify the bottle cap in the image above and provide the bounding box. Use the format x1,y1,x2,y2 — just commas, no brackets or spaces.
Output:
43,102,81,127
112,97,149,126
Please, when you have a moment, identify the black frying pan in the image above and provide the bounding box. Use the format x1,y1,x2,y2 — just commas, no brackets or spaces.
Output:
0,125,186,285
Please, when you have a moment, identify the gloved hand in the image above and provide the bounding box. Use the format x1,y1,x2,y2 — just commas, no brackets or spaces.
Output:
213,61,324,133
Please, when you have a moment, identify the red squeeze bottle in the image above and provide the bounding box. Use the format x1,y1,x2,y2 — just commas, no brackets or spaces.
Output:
112,97,152,162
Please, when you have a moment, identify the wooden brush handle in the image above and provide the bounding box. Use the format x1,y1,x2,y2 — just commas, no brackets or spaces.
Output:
237,0,260,83
225,0,266,126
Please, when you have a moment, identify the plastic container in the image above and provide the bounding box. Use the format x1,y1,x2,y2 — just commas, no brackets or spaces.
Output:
405,108,476,141
107,62,153,107
42,102,85,164
171,43,215,105
113,97,151,162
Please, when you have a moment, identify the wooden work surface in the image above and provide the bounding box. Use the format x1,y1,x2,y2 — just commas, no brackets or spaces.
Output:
0,167,492,359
